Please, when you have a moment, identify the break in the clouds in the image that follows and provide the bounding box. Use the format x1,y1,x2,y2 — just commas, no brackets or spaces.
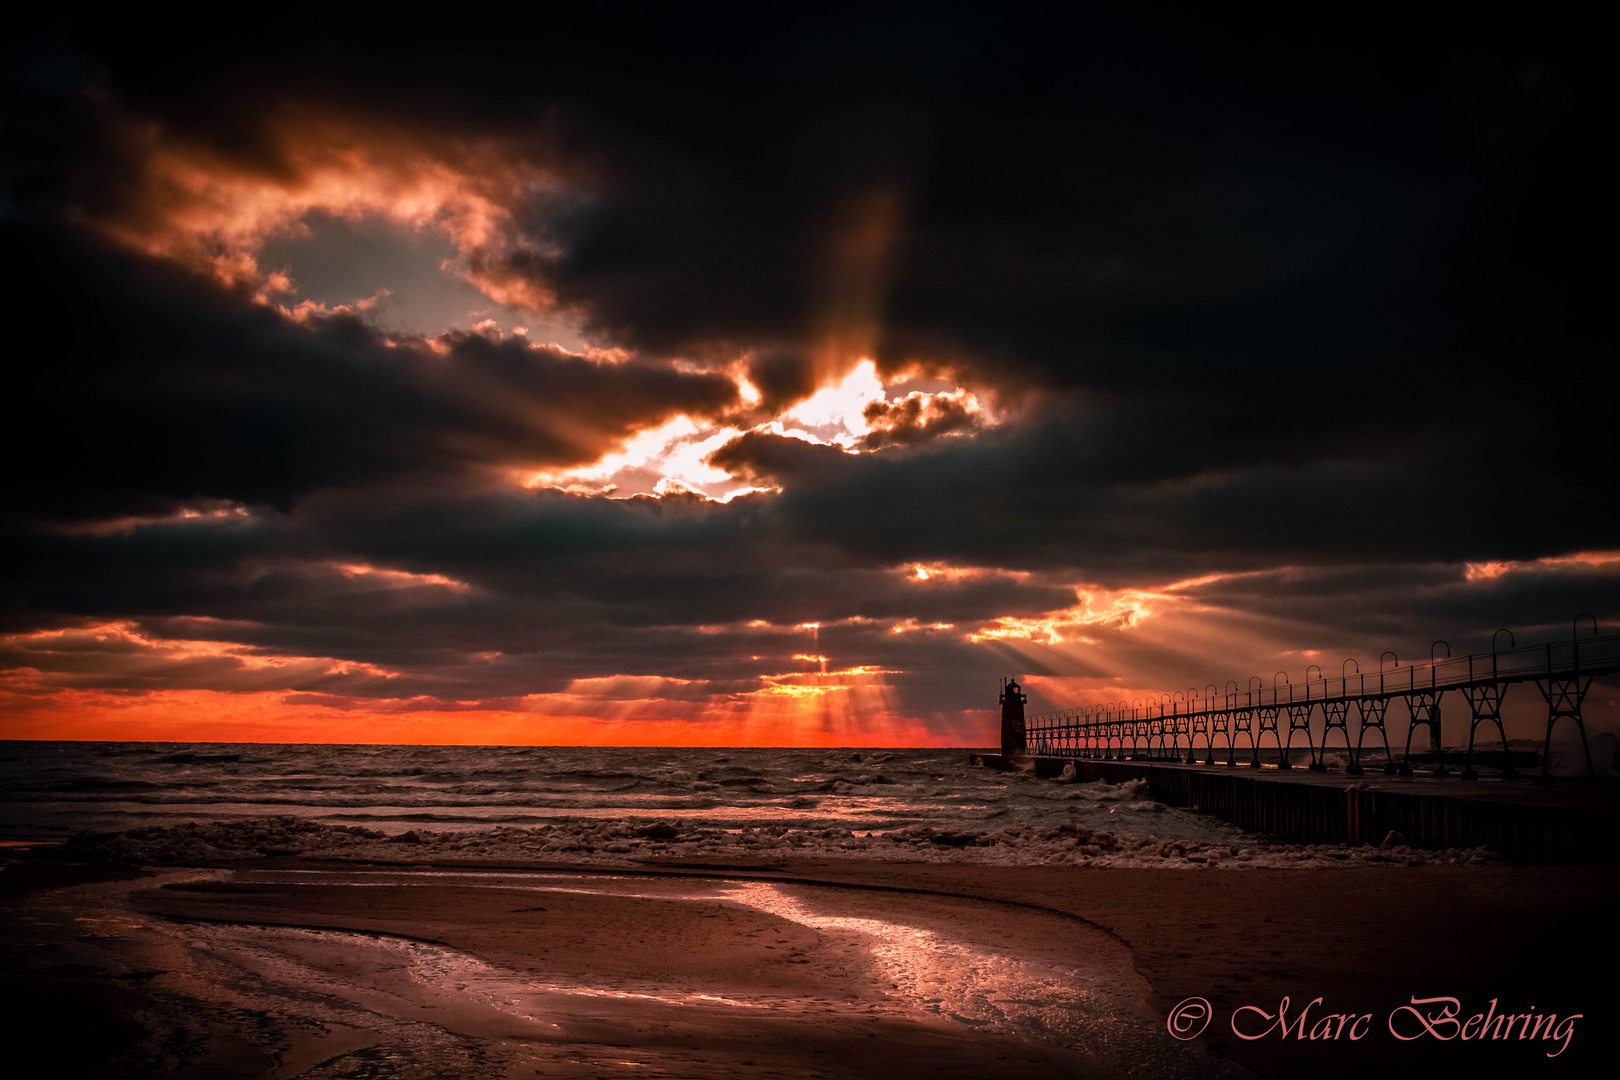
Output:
1,8,1612,744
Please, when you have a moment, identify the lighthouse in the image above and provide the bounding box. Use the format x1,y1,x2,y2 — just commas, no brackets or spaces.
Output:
999,677,1027,754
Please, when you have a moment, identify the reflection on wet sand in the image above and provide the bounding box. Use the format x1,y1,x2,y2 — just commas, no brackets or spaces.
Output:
5,866,1242,1078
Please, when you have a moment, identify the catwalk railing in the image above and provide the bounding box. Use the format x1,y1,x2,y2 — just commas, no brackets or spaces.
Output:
1022,624,1618,782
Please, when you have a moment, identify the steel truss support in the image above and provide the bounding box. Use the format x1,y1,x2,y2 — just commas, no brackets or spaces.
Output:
1189,713,1208,764
1400,692,1446,777
1256,706,1283,767
1458,682,1515,780
1355,697,1397,775
1284,703,1317,770
1211,711,1232,765
1534,675,1595,783
1232,708,1258,767
1320,700,1353,772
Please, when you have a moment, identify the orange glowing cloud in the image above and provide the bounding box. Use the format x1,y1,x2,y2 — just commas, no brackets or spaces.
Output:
519,358,998,501
967,585,1163,645
87,106,561,313
42,502,252,537
335,562,471,592
0,621,400,694
1464,550,1620,582
77,100,999,510
903,562,1028,584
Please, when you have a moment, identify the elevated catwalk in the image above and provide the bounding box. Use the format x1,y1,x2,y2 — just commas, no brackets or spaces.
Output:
972,754,1620,865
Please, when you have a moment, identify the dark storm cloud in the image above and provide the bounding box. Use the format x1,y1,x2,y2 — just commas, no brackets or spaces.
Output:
2,485,1080,699
18,8,1607,425
859,393,979,449
745,349,819,415
0,223,737,525
101,8,1595,491
1177,561,1620,649
4,8,1613,722
704,433,850,490
721,395,1618,584
30,11,1598,379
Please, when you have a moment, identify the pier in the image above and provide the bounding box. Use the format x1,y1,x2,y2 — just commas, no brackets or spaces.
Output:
972,754,1620,864
985,621,1620,864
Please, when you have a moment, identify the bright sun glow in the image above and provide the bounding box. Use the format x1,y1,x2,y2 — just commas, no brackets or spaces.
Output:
523,415,763,500
525,360,992,502
775,360,887,447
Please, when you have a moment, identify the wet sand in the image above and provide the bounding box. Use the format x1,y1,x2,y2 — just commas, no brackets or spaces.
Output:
1,854,1613,1078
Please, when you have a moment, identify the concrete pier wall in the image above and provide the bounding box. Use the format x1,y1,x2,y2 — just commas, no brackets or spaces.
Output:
972,755,1620,864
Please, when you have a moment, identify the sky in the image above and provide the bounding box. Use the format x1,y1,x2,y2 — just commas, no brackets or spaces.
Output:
2,7,1614,746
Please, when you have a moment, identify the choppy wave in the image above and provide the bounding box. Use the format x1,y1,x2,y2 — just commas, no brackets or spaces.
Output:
0,741,1253,850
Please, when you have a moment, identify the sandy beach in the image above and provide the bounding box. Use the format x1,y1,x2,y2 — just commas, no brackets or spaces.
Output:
3,846,1612,1079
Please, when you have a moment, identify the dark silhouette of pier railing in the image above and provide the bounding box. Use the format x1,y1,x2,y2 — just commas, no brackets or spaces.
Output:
1022,619,1617,783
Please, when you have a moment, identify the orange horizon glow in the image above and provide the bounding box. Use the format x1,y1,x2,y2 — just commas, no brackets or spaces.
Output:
0,688,992,747
9,558,1616,746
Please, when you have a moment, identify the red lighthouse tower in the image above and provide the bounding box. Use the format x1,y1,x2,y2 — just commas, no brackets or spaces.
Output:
1000,677,1027,754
